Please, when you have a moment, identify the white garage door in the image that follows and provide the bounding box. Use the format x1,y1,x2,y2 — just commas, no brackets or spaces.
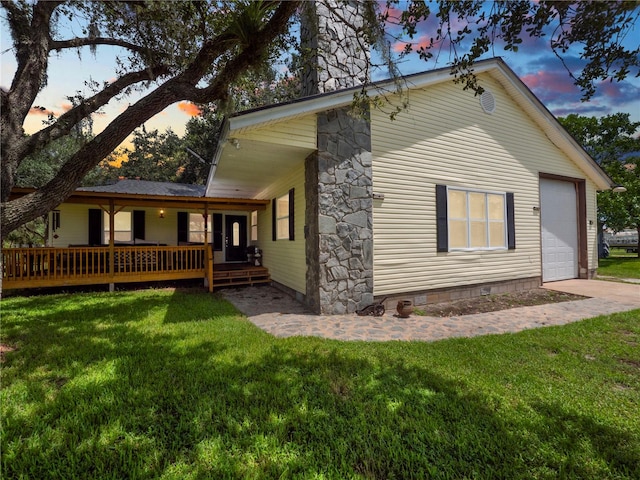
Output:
540,178,578,282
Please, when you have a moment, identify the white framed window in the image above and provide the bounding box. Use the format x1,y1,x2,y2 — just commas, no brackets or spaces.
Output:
189,213,212,243
250,211,258,241
103,211,132,243
447,188,507,250
276,194,290,240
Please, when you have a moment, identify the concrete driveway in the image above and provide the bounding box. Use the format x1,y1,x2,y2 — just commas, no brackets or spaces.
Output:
543,279,640,306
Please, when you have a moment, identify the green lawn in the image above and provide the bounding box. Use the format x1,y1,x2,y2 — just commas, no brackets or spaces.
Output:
599,248,640,279
2,289,639,479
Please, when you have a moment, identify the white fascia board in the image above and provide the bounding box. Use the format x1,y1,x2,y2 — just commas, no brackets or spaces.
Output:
204,120,230,197
228,90,356,132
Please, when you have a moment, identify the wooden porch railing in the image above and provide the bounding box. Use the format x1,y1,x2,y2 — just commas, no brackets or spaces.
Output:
1,245,211,290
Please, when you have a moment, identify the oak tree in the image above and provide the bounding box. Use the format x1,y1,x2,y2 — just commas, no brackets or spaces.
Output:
2,0,638,240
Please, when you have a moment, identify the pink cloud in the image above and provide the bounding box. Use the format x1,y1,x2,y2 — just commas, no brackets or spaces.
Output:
521,70,578,95
29,106,55,116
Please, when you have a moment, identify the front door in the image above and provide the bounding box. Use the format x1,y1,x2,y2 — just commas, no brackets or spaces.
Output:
225,215,248,262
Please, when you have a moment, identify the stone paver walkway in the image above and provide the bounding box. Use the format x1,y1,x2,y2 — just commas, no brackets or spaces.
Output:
220,280,640,342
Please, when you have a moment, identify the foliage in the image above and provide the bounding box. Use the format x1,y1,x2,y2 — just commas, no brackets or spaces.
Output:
1,289,639,479
2,216,46,247
179,112,223,185
117,127,183,182
597,159,640,256
559,114,640,256
384,1,640,98
558,113,640,165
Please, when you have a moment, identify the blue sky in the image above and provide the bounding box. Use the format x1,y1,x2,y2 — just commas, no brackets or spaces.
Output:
1,4,638,147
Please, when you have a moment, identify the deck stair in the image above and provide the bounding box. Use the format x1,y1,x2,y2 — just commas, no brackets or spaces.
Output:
212,265,271,287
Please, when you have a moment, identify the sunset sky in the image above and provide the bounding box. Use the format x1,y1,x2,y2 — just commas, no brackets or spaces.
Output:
1,4,638,152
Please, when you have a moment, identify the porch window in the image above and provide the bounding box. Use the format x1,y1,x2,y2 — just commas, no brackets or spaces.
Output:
436,185,515,252
103,211,132,243
251,211,258,241
276,194,289,239
189,213,213,243
272,188,295,241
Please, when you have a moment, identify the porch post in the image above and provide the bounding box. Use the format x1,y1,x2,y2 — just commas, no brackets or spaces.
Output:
204,204,213,292
108,199,115,292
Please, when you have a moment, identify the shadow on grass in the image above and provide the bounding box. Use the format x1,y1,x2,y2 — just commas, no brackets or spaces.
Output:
1,290,638,479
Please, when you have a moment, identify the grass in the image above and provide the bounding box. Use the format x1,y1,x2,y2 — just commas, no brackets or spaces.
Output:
1,288,639,479
599,247,640,279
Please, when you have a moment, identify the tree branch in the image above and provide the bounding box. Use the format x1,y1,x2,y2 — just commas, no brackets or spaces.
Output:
20,64,171,161
1,0,301,236
50,36,150,55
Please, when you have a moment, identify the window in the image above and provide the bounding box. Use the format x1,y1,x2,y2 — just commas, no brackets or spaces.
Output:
250,211,258,241
51,210,60,231
188,213,212,243
276,194,289,240
103,211,132,243
436,185,515,252
272,188,294,241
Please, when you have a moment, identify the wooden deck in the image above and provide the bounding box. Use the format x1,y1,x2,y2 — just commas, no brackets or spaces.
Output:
1,246,270,291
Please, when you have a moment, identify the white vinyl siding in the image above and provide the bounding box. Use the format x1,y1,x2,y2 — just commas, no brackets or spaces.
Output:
256,161,306,294
371,73,599,296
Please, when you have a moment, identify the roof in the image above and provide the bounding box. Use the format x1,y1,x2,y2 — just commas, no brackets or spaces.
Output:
78,179,206,197
11,179,269,211
206,57,613,193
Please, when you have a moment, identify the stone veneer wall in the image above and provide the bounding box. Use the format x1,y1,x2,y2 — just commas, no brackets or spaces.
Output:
300,0,370,96
301,0,374,314
305,108,374,314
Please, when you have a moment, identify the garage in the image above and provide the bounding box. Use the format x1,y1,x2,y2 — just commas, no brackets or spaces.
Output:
540,178,579,281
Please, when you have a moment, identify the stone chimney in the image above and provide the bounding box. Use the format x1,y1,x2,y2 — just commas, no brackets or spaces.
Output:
300,0,370,96
301,1,374,315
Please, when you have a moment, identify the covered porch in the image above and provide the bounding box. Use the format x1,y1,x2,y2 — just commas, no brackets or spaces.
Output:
4,185,271,292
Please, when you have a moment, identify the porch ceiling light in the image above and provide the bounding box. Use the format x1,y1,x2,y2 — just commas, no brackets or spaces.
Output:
612,185,627,193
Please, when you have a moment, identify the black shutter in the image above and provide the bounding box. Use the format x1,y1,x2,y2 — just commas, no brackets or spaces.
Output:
288,188,295,241
88,208,102,245
435,185,448,252
506,192,516,250
272,198,277,241
177,212,188,244
213,213,223,251
133,210,145,241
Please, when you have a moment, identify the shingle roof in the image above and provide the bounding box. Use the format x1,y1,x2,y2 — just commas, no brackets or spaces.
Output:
78,179,205,197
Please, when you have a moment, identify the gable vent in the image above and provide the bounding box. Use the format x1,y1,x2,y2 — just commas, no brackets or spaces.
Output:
480,90,496,114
